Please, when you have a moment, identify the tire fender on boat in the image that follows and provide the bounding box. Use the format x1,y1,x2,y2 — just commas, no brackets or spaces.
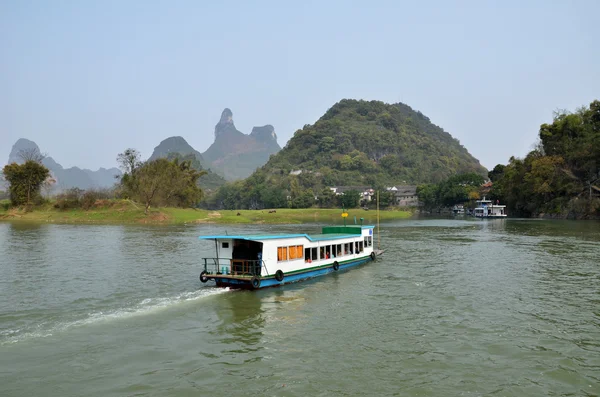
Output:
370,252,376,261
333,261,340,271
275,270,284,282
199,270,209,283
251,276,261,289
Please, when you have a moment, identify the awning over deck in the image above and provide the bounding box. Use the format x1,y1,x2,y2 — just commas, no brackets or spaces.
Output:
199,232,370,243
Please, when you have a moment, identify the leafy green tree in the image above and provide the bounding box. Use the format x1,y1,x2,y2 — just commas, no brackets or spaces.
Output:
2,161,50,206
340,190,361,208
317,187,336,208
116,149,205,213
292,189,315,209
488,164,506,182
417,184,439,210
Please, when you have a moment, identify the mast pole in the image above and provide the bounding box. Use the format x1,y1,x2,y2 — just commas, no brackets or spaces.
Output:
377,190,380,250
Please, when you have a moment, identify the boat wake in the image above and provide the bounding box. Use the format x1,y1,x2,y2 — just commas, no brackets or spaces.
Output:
1,287,230,346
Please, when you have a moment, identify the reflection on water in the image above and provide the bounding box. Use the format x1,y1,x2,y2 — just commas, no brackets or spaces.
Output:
213,291,265,348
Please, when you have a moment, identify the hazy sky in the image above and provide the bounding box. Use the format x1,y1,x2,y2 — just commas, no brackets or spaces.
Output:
2,0,599,171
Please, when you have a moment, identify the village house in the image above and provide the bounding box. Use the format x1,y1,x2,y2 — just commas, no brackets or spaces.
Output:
387,185,420,207
329,185,421,207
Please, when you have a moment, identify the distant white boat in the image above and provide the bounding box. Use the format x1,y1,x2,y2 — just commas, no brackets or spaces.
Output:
473,197,507,218
452,204,465,215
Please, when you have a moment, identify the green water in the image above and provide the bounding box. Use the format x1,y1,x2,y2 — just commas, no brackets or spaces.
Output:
1,219,599,396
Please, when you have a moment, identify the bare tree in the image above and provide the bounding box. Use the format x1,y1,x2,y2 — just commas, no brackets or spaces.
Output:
117,149,142,176
42,175,57,198
18,148,46,164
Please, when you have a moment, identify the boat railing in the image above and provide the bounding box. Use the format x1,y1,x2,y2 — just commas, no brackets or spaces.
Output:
201,258,267,277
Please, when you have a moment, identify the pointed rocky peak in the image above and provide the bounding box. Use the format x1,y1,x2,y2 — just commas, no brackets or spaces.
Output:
219,108,233,125
8,138,42,164
214,108,241,139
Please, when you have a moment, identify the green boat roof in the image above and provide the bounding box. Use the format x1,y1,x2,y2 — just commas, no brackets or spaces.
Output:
199,225,373,243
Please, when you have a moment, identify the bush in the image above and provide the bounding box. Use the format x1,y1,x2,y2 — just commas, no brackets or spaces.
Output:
54,188,83,210
81,189,112,210
54,188,115,210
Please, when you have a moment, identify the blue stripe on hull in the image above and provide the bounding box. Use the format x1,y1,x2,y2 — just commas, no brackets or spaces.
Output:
213,256,373,289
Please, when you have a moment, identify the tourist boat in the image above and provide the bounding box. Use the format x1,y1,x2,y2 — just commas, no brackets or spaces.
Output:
452,204,465,215
198,225,382,289
473,197,507,218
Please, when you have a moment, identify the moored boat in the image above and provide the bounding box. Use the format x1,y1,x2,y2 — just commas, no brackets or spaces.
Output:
452,204,465,215
473,197,507,218
198,225,381,289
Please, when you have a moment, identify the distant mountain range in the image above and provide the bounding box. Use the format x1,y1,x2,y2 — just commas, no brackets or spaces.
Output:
5,138,121,193
3,108,281,193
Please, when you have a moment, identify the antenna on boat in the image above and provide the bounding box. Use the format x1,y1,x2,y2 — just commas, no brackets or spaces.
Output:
377,190,381,250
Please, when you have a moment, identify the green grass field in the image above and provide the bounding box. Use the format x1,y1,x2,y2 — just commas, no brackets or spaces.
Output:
0,200,412,225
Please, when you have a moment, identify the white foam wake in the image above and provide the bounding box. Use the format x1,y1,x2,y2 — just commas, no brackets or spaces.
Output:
1,287,231,345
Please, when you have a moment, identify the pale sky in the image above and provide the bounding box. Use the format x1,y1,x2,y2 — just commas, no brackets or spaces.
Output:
1,0,599,171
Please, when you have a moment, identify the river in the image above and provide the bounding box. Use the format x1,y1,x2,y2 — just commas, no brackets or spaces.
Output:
0,219,599,396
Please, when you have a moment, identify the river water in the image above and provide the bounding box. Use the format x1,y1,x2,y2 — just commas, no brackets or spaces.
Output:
0,219,599,396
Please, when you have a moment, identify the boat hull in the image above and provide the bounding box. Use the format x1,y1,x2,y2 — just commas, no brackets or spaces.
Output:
209,255,374,289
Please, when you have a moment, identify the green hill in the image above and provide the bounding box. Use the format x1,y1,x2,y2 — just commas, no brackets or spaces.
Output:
265,99,485,184
206,99,486,209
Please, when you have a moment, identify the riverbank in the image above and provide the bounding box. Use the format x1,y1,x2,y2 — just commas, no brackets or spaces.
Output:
0,200,413,224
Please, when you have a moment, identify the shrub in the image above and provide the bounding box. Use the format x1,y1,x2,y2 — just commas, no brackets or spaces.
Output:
54,188,83,210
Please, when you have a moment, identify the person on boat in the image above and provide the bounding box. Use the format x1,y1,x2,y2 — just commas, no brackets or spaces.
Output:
255,251,262,276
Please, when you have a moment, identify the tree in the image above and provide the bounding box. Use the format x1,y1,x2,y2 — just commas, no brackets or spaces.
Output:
116,149,206,214
340,190,361,208
116,149,142,197
135,159,168,214
488,164,506,182
3,161,50,205
417,184,439,210
117,148,142,175
18,148,45,163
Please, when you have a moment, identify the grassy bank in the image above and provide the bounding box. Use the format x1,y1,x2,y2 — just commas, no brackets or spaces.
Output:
0,200,413,225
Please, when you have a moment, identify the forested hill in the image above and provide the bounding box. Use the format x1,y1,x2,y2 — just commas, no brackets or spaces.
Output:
264,99,486,185
489,100,600,218
205,100,486,209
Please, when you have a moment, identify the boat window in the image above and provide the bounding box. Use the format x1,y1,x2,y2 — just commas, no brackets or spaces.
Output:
289,245,303,260
222,242,229,249
325,245,331,259
336,244,342,257
311,247,317,260
359,241,363,252
355,242,359,253
304,247,311,262
277,246,288,262
320,246,325,260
